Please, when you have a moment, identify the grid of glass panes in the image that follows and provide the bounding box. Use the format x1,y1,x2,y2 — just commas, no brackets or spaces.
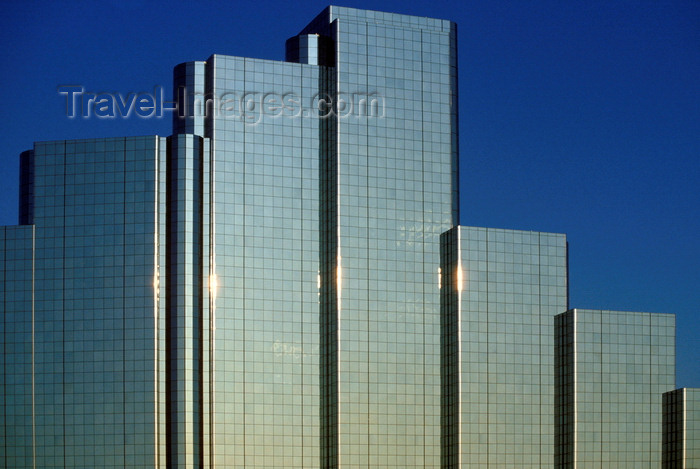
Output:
554,308,575,467
663,388,700,469
687,389,700,468
26,137,165,468
562,309,675,468
205,55,322,468
663,388,685,468
454,226,567,468
306,8,459,467
166,134,207,467
439,227,460,468
1,225,35,469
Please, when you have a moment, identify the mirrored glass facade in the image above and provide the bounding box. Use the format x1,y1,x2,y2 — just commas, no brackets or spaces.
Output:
1,5,691,469
1,225,35,468
149,5,458,467
555,309,676,468
202,55,325,468
663,387,700,468
293,7,459,468
440,226,568,468
3,137,169,468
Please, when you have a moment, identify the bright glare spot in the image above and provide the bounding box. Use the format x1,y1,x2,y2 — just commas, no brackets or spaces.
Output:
210,274,218,296
336,256,342,292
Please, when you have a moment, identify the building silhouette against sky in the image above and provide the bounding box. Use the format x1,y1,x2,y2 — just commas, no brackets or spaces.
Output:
0,5,693,469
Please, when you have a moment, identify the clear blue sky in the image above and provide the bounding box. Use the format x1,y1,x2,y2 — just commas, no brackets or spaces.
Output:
1,0,698,386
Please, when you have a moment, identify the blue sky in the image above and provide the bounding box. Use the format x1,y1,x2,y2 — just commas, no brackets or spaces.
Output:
1,0,698,386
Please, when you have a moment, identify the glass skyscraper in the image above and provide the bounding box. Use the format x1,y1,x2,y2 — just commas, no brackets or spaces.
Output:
3,6,458,468
440,226,568,468
555,309,676,468
0,5,686,469
5,137,168,467
168,6,458,467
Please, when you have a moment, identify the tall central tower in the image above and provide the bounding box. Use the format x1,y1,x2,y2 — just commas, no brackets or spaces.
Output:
173,6,459,467
290,7,459,468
